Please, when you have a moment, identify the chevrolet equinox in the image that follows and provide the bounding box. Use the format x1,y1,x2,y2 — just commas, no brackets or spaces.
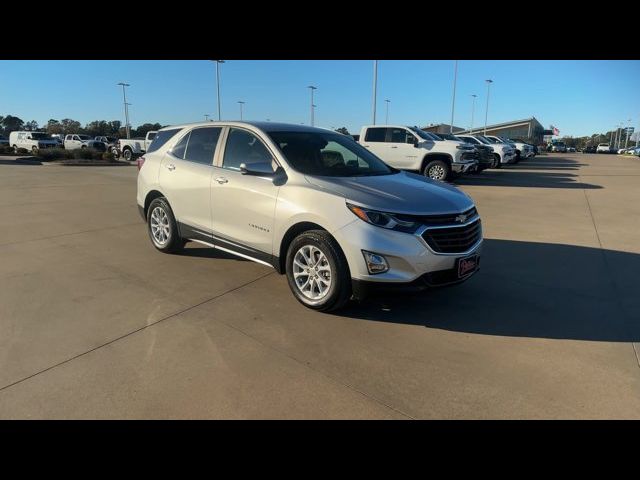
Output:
137,122,482,311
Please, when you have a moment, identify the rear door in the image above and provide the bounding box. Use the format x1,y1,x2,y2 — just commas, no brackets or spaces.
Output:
360,127,388,160
385,127,421,169
158,126,222,237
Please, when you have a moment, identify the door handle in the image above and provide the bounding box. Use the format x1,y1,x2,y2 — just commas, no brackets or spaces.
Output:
215,177,228,184
166,163,175,171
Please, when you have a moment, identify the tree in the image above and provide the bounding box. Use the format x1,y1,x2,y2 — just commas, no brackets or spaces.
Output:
1,115,25,135
335,127,350,135
108,121,121,136
24,120,39,131
46,119,64,135
85,120,110,137
132,123,162,138
60,118,82,134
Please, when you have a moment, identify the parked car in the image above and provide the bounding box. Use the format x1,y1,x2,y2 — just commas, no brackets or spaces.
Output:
64,134,107,151
551,141,567,153
9,131,58,153
485,136,533,162
455,134,500,169
95,136,119,153
0,135,9,147
596,143,611,153
137,121,482,311
116,131,157,161
582,145,597,153
357,125,477,181
630,146,640,156
50,134,64,146
567,147,576,152
433,132,493,172
473,135,516,165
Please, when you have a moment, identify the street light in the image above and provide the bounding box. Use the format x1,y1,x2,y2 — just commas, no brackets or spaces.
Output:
238,101,245,120
625,118,631,149
307,86,317,126
450,60,458,133
470,94,477,133
117,82,131,139
384,99,390,124
484,79,493,135
204,114,210,121
372,60,378,125
212,60,225,120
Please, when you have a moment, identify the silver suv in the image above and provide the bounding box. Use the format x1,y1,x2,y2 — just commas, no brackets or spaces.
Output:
136,122,482,311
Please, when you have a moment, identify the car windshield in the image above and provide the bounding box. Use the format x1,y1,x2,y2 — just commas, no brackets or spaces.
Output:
408,127,437,141
475,136,493,144
78,135,92,140
437,132,463,141
268,131,397,177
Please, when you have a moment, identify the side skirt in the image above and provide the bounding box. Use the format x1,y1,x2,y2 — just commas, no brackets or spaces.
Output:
178,221,281,272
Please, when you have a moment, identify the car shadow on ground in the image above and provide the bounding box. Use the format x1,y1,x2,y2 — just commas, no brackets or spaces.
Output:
0,156,42,166
456,170,602,189
337,239,640,342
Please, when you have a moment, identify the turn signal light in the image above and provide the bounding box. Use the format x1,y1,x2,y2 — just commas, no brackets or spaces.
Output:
137,157,145,170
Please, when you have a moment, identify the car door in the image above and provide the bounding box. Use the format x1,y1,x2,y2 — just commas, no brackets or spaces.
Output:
360,127,388,160
385,127,421,169
158,126,222,237
210,127,280,259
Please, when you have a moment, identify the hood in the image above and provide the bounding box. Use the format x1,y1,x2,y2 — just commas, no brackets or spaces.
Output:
304,171,474,215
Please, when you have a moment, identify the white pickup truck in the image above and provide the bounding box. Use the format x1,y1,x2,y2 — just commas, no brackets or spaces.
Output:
357,125,478,181
116,131,157,161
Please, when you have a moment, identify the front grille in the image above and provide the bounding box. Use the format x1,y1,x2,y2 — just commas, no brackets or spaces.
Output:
421,218,482,253
461,151,477,161
400,206,477,227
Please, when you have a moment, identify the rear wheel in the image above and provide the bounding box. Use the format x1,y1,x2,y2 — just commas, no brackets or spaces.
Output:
123,148,133,161
493,153,502,168
285,230,351,312
146,197,185,254
31,146,38,154
13,145,19,154
422,159,450,181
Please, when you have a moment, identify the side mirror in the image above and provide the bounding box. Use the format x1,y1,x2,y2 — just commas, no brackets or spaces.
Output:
239,161,277,176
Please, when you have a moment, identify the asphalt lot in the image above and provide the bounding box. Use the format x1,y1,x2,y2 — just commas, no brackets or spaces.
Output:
0,153,639,419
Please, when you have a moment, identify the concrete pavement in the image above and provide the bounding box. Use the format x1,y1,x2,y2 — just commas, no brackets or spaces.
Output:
0,153,639,418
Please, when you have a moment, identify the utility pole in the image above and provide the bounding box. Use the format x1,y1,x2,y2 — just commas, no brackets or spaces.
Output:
385,99,390,124
625,119,631,149
212,60,225,120
238,101,245,121
470,94,477,133
372,60,378,125
117,82,131,139
484,79,493,135
307,86,317,126
450,60,458,133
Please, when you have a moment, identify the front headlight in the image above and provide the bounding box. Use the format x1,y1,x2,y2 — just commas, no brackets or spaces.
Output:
346,203,420,233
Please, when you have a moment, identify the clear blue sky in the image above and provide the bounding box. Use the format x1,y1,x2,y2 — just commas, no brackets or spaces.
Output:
1,60,638,137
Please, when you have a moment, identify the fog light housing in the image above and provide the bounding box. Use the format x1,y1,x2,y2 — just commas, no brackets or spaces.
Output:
362,250,389,275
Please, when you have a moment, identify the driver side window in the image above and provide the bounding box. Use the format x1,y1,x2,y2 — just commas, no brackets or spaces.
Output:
222,128,275,172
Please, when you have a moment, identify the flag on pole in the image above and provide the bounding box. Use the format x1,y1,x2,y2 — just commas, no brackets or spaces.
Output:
553,126,559,136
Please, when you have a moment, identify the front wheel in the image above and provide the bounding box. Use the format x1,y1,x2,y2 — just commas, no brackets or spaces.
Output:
146,197,185,254
13,145,19,154
123,148,133,161
32,146,39,154
422,159,450,181
286,230,351,312
493,154,502,168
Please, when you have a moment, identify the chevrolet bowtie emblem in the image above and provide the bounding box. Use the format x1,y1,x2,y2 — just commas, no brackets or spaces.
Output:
455,214,467,223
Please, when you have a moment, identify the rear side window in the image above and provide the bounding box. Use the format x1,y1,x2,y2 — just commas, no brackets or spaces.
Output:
364,127,386,142
389,128,414,144
146,128,181,153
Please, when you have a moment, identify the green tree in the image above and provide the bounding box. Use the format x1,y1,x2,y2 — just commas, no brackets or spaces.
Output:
85,120,110,136
133,123,162,138
60,118,82,134
1,115,25,135
24,120,39,131
335,127,350,135
46,119,64,135
108,121,121,136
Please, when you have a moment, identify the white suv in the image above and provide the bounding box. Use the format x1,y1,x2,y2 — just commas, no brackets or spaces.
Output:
137,122,482,311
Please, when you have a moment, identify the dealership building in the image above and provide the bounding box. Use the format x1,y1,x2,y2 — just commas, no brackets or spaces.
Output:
423,117,546,144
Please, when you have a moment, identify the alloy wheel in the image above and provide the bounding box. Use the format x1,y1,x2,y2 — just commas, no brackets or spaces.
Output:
292,245,332,301
150,206,171,246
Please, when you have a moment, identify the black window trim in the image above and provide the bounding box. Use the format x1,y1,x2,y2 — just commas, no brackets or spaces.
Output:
364,126,387,143
165,126,222,166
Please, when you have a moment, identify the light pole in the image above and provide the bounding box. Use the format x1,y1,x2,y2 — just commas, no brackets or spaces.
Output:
312,104,317,125
117,82,131,139
625,118,631,149
385,99,390,124
204,114,210,121
238,101,245,120
372,60,378,125
484,79,493,135
212,60,225,120
450,60,458,133
470,94,477,133
307,86,317,126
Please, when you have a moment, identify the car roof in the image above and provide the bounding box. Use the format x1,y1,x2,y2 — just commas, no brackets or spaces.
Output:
158,121,334,134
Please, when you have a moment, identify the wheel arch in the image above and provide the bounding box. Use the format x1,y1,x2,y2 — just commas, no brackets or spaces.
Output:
144,189,167,218
277,221,335,274
421,152,452,172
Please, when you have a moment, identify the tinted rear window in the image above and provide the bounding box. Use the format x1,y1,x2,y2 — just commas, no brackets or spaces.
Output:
364,127,387,142
146,128,181,153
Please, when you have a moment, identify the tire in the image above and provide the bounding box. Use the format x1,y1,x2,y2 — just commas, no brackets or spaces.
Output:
32,146,38,154
123,148,133,161
493,153,502,168
285,230,351,312
111,147,120,158
422,159,450,181
13,145,18,154
146,197,185,254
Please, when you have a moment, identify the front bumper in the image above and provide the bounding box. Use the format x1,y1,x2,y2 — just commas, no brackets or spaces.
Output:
452,159,478,173
352,262,480,300
333,217,483,285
